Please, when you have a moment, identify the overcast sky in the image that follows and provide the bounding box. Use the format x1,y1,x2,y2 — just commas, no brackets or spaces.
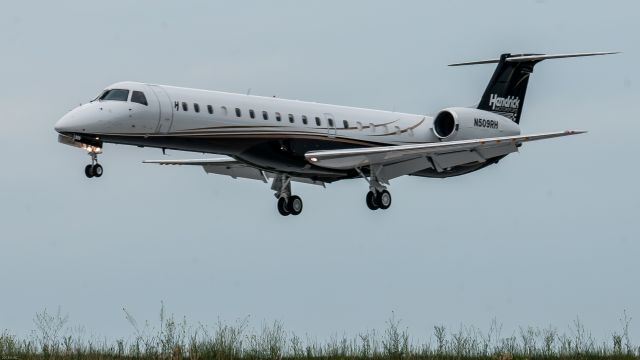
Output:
0,0,638,344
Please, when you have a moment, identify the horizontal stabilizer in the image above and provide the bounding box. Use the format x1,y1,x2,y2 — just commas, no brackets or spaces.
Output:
448,58,505,66
449,51,619,66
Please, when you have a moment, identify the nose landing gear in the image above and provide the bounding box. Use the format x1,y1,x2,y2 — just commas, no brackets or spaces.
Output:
56,134,104,179
84,148,103,178
84,163,103,178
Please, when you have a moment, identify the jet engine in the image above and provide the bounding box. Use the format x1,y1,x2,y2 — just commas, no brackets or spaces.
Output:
432,107,520,141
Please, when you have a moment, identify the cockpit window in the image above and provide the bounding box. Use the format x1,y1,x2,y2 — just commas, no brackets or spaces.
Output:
99,89,129,102
131,91,148,106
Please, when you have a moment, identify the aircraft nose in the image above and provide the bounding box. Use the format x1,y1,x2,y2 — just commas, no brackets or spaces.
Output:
54,115,71,133
54,107,87,134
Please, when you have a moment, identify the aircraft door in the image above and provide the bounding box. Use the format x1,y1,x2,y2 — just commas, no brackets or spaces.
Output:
324,113,336,138
148,85,174,134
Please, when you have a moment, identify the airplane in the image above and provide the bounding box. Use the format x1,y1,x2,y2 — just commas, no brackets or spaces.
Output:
54,51,617,216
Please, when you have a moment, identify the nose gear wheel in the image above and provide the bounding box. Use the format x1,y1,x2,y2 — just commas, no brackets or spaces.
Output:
84,151,103,178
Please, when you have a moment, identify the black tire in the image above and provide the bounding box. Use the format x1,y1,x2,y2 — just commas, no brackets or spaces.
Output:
377,190,392,210
277,197,290,216
84,164,94,178
92,164,103,177
366,191,379,210
287,195,303,215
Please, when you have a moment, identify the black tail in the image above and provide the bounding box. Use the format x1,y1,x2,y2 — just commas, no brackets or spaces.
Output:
449,52,619,124
476,53,540,124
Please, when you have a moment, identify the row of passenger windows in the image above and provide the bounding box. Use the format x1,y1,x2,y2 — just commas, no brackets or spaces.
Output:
176,101,385,131
177,100,414,135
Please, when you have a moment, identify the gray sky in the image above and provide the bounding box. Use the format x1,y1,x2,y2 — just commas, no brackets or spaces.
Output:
1,0,638,343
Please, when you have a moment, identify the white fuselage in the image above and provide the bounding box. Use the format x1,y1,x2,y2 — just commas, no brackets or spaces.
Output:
56,81,438,143
55,81,519,178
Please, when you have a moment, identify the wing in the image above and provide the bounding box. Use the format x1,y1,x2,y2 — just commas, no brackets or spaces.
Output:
305,130,585,179
143,156,324,186
143,156,268,181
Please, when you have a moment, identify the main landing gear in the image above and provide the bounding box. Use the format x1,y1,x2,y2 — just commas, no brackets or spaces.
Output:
273,175,303,216
357,166,392,211
84,149,103,178
366,189,392,210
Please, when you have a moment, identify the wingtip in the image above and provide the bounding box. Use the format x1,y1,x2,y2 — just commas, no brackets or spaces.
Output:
581,51,620,56
566,130,588,135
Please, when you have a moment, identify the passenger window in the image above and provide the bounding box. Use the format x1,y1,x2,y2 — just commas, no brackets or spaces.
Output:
235,108,241,117
356,121,363,130
262,111,269,120
343,120,349,129
328,118,334,127
275,112,281,121
249,109,255,119
221,106,228,116
288,114,295,123
194,103,200,113
207,105,213,114
315,117,321,126
131,91,148,106
182,102,188,111
99,89,129,102
302,115,308,125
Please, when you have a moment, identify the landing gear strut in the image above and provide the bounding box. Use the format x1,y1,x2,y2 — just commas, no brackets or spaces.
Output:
273,175,303,216
84,150,103,178
358,167,392,211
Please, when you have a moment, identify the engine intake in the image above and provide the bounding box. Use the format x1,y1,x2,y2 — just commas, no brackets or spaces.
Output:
433,111,457,139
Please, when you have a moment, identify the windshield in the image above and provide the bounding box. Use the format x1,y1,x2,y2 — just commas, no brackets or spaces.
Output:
98,89,129,102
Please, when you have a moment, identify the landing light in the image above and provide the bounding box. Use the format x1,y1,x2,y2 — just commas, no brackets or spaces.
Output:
309,157,318,162
82,144,102,154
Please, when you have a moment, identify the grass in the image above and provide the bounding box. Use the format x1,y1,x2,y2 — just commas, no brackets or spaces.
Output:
0,306,637,360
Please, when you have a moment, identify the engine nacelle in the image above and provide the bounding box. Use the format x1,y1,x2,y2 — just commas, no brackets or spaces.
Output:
432,107,520,141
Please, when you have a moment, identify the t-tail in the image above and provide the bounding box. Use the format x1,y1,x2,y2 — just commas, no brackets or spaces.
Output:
449,52,619,124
